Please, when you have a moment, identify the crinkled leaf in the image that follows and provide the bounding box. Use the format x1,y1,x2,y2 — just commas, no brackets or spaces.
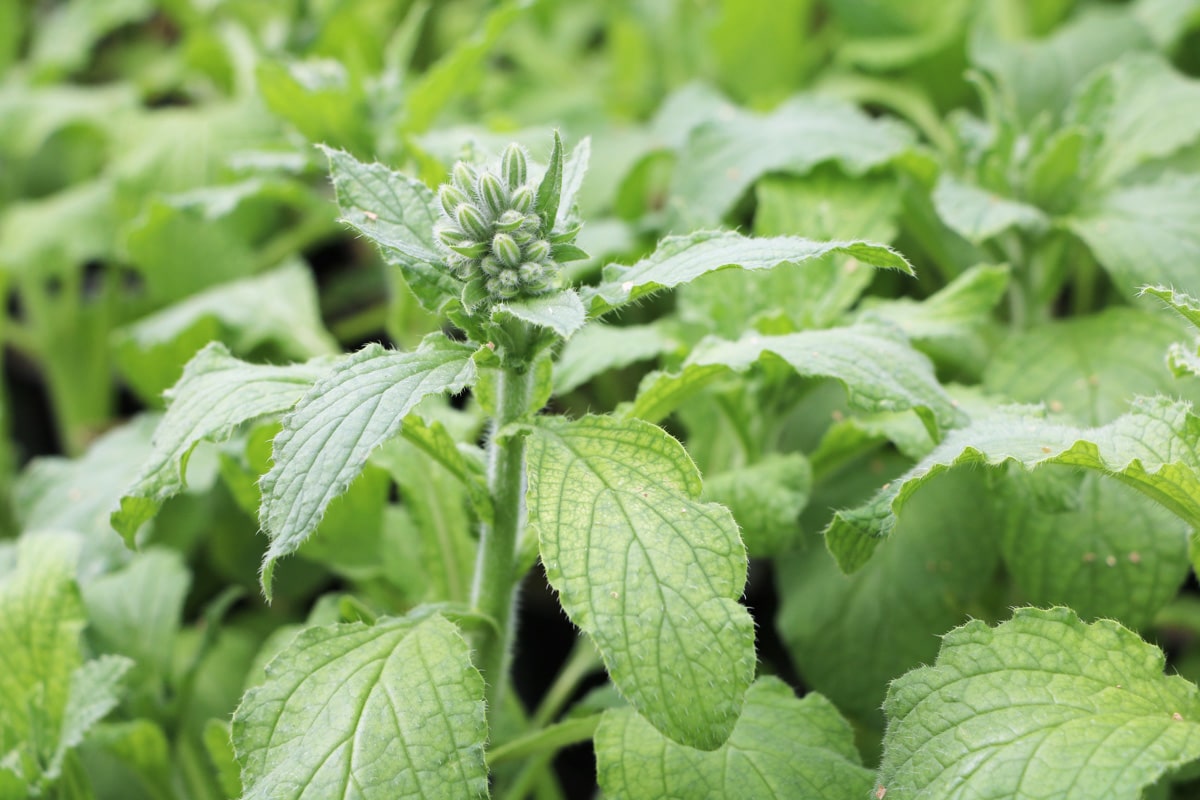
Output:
879,607,1200,799
702,453,811,557
931,174,1047,244
0,534,84,770
527,415,755,750
322,146,458,312
554,322,680,395
1001,471,1189,629
826,396,1200,572
778,471,1002,728
595,678,872,799
49,655,133,780
233,613,487,800
1142,285,1200,331
259,335,476,597
631,324,960,436
112,344,328,546
493,290,585,340
670,95,914,224
114,262,338,403
1068,173,1200,291
984,307,1200,425
586,230,913,315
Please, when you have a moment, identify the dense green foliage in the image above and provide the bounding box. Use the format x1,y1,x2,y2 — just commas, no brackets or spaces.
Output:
3,1,1200,798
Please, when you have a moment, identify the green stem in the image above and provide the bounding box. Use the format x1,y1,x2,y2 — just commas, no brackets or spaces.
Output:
531,636,602,728
489,716,601,768
471,356,535,716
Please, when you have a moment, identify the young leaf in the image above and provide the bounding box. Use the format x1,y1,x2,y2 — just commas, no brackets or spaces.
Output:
826,396,1200,572
534,130,564,231
557,135,591,227
112,344,328,546
630,323,961,436
931,174,1047,244
526,415,755,750
553,322,679,395
585,230,913,315
595,678,873,799
49,655,134,780
670,95,914,224
322,146,459,312
258,334,476,597
492,289,586,340
878,607,1200,799
233,612,487,800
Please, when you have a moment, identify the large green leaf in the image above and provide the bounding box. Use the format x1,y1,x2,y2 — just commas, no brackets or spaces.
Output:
322,146,457,312
777,470,1001,728
1001,470,1189,629
826,396,1200,572
630,323,960,436
1068,173,1200,291
112,344,328,545
584,230,913,315
595,678,873,799
879,607,1200,799
669,96,914,224
1070,53,1200,187
258,335,476,597
983,307,1199,425
527,415,755,750
233,612,487,800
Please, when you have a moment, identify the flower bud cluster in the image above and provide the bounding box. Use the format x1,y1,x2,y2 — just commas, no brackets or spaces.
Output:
433,144,566,304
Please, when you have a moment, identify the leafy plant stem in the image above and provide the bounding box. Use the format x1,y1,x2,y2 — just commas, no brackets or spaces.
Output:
471,345,536,716
488,715,601,768
531,636,602,728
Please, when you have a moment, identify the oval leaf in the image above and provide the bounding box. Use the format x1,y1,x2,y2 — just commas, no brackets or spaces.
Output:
233,613,487,800
879,607,1200,800
527,415,755,750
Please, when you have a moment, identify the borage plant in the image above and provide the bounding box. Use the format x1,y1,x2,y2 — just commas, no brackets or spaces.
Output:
113,133,917,797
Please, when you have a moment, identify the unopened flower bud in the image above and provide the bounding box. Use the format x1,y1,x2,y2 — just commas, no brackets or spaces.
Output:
523,238,551,263
451,162,477,193
455,203,490,240
492,233,522,269
495,209,524,232
477,171,508,217
509,185,534,214
501,144,528,189
438,184,468,217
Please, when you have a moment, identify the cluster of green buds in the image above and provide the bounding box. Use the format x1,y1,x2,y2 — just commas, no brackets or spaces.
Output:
433,144,578,307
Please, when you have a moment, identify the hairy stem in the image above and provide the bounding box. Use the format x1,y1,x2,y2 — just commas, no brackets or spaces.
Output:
471,356,535,716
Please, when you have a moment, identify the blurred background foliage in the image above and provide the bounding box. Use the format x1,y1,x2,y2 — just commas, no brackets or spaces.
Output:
2,0,1200,797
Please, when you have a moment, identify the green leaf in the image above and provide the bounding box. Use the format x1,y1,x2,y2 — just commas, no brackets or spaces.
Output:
679,169,901,336
1070,54,1200,187
557,136,591,227
203,719,243,800
258,335,476,597
861,264,1010,339
396,414,492,525
1001,471,1189,629
112,344,328,546
87,719,174,800
1068,174,1200,299
826,396,1200,572
702,453,811,557
81,550,189,682
669,96,914,225
401,0,530,132
0,533,84,775
493,290,586,340
114,262,338,404
50,655,133,780
631,324,961,436
257,59,370,155
586,230,914,315
553,322,680,395
931,174,1047,244
1142,285,1200,331
233,612,487,800
527,416,755,750
595,677,873,799
535,130,564,231
983,307,1200,425
322,146,459,312
879,607,1200,799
